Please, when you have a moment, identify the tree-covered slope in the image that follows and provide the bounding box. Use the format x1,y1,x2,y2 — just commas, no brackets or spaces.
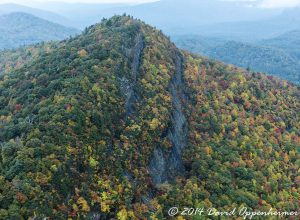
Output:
0,42,58,76
174,36,300,85
0,16,299,219
261,29,300,59
0,12,79,50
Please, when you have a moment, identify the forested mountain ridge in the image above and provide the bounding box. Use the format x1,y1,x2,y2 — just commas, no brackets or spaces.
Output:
174,35,300,84
0,15,299,219
260,29,300,59
0,12,79,49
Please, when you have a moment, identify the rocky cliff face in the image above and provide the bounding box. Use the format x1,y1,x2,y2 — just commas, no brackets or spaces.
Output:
120,32,144,116
0,15,299,219
149,52,188,185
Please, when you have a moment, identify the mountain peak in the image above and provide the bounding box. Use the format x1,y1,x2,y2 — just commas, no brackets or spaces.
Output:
80,14,174,56
87,14,149,34
0,15,299,219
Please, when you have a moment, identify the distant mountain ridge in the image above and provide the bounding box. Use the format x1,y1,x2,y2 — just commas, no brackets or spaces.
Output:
92,0,282,35
191,7,300,41
29,2,129,29
0,1,298,40
3,0,282,32
0,3,72,27
260,29,300,59
174,33,300,84
0,12,79,49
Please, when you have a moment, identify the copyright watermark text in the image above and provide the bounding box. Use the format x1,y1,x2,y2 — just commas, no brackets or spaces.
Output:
168,207,299,219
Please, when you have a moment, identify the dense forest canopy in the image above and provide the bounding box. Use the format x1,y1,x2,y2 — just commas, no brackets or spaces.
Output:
0,42,58,76
0,15,299,219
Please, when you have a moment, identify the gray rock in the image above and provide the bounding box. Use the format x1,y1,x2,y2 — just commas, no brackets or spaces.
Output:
149,52,188,185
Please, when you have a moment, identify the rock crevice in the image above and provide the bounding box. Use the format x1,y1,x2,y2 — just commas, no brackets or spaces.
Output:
149,52,188,185
120,32,144,117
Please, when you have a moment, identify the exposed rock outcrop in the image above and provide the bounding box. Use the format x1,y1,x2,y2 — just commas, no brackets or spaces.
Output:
149,52,188,185
120,32,144,117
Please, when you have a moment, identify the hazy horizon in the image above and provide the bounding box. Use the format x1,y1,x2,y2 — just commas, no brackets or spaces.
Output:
0,0,157,6
0,0,300,8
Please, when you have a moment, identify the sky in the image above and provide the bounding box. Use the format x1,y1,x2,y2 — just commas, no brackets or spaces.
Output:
0,0,157,4
258,0,300,8
0,0,299,8
222,0,300,8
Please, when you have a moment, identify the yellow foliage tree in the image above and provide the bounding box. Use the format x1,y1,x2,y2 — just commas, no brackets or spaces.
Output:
77,197,90,212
